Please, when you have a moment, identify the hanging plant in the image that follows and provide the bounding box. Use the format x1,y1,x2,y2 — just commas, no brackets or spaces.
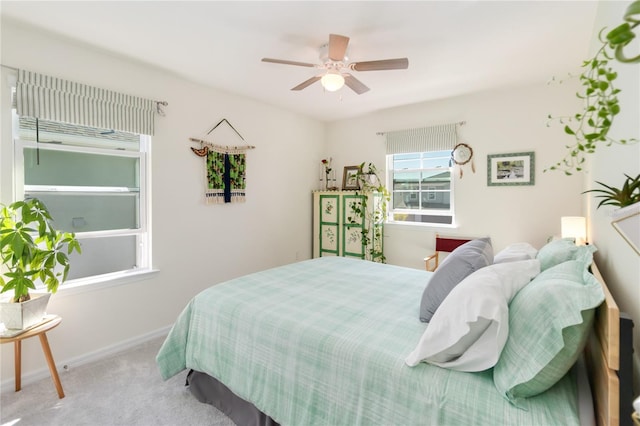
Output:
546,1,639,175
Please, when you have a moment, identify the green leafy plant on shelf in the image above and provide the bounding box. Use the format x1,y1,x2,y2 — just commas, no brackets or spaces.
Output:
547,0,639,175
345,162,390,263
583,173,640,208
0,198,81,303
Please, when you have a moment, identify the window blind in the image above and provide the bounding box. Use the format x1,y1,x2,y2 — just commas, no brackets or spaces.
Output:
384,123,458,154
15,70,156,135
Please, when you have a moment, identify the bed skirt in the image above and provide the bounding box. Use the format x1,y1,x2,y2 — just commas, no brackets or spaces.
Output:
187,362,596,426
186,370,279,426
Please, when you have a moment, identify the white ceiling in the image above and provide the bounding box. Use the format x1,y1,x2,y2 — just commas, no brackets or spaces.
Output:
1,1,599,122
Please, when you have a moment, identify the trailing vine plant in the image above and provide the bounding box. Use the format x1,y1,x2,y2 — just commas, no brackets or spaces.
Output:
546,1,639,175
345,162,390,263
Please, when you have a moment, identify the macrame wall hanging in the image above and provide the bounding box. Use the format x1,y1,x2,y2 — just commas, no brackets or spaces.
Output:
190,118,255,204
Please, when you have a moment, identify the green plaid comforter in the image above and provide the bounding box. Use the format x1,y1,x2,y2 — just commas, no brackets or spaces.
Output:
156,257,580,425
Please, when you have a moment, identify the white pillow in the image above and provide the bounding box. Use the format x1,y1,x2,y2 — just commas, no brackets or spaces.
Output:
493,243,538,264
405,259,540,372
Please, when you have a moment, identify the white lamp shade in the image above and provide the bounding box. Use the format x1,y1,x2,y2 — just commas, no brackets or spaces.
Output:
321,71,345,92
561,216,587,245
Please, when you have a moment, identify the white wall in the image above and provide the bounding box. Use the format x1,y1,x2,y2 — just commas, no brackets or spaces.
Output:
324,0,640,391
586,1,640,391
0,19,325,386
326,81,584,269
2,3,638,396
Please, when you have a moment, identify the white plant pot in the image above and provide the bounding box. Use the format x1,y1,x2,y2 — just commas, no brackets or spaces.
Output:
0,292,51,330
611,201,640,255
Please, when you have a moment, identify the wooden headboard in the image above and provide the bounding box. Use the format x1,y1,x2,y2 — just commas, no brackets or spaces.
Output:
586,262,621,426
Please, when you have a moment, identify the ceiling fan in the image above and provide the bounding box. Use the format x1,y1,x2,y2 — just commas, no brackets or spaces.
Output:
262,34,409,94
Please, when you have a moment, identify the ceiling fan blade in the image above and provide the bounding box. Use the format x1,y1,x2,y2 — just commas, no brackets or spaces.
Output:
343,74,370,95
262,58,316,68
291,76,322,91
328,34,350,61
351,58,409,71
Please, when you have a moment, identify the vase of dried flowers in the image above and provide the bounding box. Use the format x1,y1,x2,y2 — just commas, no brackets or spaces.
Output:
321,158,332,190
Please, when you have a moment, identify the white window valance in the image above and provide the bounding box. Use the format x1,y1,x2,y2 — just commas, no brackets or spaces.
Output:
15,70,156,135
384,123,459,154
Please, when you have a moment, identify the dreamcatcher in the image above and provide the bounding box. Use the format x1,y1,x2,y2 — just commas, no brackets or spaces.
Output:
451,142,475,178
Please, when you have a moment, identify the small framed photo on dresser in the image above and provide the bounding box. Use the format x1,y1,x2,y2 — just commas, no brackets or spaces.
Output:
342,166,360,190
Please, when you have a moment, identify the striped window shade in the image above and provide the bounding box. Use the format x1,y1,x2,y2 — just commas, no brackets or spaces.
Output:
15,70,156,135
384,123,458,154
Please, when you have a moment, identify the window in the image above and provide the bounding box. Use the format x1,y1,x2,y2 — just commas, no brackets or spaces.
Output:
386,150,454,225
12,113,151,283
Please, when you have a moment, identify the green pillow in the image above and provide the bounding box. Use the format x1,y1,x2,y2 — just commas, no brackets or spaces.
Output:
536,239,596,271
493,256,604,405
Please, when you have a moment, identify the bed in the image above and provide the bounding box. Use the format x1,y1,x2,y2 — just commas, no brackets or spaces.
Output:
156,240,629,426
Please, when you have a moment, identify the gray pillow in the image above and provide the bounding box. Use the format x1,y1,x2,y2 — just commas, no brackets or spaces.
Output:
419,237,493,322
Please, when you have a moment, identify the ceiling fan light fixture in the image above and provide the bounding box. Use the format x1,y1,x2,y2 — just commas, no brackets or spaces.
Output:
321,70,345,92
263,33,409,95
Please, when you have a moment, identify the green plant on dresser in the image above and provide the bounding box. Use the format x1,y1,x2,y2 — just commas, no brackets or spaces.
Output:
345,191,386,262
352,162,390,262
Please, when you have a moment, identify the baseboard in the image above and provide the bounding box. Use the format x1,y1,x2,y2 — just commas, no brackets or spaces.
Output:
1,325,172,394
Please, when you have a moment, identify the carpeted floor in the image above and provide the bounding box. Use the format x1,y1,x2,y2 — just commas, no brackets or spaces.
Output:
0,336,235,426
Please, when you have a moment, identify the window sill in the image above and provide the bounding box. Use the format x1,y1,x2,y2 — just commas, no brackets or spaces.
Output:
385,221,459,229
42,268,160,299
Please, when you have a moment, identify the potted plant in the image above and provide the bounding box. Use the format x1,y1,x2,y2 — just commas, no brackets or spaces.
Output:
0,198,81,329
546,0,639,175
583,173,640,254
583,173,640,208
345,162,390,263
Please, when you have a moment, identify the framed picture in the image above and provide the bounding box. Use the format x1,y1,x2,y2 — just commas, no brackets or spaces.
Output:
342,166,360,190
487,152,535,186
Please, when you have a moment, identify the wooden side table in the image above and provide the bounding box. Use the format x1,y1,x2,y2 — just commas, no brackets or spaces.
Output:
0,315,65,398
